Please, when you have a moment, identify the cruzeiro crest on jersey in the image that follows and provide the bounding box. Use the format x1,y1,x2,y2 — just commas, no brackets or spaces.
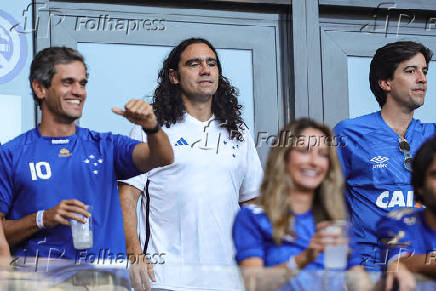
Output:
83,154,104,175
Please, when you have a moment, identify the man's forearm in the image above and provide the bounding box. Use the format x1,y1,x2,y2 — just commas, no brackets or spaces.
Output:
133,130,174,173
400,254,436,277
146,129,174,169
118,183,143,255
3,213,40,246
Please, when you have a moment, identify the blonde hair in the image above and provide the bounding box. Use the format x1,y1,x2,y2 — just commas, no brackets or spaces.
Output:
257,118,346,244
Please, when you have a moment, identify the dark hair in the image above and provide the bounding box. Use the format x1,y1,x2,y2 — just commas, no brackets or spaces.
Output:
411,135,436,204
369,41,433,107
153,38,245,141
30,47,88,107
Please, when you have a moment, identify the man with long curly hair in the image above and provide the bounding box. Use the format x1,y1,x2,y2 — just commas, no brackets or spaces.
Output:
119,38,263,291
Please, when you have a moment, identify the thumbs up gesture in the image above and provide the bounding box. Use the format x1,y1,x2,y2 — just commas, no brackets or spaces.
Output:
112,99,158,129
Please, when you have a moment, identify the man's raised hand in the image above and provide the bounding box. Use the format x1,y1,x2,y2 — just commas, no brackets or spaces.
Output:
112,99,158,129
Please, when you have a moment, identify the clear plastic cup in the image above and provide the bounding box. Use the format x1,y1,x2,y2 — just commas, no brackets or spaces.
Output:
323,220,348,270
71,205,93,249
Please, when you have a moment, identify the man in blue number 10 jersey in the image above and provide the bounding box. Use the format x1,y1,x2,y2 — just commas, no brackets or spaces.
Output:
0,47,174,263
334,41,436,270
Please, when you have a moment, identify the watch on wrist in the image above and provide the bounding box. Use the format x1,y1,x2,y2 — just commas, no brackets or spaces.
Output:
142,123,160,135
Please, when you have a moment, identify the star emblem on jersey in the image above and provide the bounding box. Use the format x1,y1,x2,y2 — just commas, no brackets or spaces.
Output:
230,140,238,158
220,138,237,158
83,154,104,175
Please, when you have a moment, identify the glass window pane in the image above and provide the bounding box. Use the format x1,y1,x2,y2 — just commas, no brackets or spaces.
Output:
347,56,379,118
0,94,21,144
218,49,254,132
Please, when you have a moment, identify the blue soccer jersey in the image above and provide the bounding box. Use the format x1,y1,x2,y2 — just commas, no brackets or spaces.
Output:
334,111,436,269
378,208,436,262
233,205,353,290
0,126,140,261
233,204,323,269
378,209,436,290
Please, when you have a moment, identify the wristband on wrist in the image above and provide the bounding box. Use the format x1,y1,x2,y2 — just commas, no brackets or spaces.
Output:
142,124,160,135
36,210,46,229
286,255,301,272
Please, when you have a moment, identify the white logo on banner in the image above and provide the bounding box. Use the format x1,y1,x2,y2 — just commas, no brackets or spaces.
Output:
0,10,27,83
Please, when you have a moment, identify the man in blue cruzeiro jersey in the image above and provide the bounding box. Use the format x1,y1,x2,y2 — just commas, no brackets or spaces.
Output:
0,47,174,265
378,135,436,289
334,41,436,270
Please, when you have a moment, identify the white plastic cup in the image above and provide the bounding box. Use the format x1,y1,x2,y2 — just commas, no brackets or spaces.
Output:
323,220,348,270
71,205,93,249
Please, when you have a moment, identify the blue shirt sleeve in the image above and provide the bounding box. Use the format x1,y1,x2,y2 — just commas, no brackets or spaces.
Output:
112,134,141,180
0,146,13,214
232,207,265,263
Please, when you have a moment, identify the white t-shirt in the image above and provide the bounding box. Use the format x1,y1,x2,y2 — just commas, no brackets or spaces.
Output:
122,113,263,291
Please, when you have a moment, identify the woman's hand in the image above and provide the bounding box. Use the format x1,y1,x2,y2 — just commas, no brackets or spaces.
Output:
296,221,346,268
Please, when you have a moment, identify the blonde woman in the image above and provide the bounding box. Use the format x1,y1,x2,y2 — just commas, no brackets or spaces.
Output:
232,118,367,290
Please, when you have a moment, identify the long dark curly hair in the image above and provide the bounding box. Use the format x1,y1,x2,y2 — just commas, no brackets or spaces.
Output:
153,38,245,141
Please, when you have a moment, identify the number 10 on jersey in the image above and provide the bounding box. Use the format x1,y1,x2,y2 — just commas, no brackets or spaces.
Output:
29,162,52,180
